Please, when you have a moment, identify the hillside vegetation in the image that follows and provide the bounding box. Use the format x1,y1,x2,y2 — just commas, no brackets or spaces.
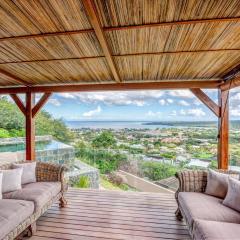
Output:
0,97,73,143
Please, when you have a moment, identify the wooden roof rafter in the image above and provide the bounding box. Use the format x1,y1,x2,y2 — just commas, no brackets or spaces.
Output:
0,16,240,42
1,49,240,66
220,64,240,91
0,69,30,86
82,0,121,83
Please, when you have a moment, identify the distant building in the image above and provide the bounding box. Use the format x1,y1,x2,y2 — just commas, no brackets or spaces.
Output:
187,159,210,168
161,137,181,144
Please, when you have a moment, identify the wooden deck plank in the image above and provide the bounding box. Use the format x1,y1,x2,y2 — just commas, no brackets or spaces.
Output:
51,203,177,212
32,188,190,240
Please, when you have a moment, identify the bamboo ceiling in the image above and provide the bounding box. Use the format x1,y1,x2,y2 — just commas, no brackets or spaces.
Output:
0,0,240,87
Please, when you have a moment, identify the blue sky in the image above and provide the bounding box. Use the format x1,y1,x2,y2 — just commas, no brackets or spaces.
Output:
38,88,240,121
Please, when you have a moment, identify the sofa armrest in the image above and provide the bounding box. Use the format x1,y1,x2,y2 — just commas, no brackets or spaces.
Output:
175,170,208,220
175,170,208,193
36,162,68,192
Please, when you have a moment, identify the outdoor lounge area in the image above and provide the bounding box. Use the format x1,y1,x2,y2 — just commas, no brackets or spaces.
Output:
0,0,240,239
32,188,191,240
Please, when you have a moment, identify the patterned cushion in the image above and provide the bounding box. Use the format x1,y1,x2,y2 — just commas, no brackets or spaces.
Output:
3,182,61,212
194,220,240,240
0,199,34,239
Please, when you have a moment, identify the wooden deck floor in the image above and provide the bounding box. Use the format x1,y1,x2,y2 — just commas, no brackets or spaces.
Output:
31,188,191,240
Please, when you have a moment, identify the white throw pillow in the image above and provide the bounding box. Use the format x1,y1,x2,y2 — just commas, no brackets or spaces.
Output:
1,168,23,193
205,169,229,198
223,177,240,212
0,172,3,199
12,162,36,185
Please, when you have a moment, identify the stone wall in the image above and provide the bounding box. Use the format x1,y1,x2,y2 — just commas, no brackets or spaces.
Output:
0,136,99,189
67,160,100,189
17,147,75,168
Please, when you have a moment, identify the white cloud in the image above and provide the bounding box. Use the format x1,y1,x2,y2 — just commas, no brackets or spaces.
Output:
193,99,202,106
167,98,174,104
230,108,240,117
230,92,240,108
159,99,166,106
178,100,190,106
57,91,165,107
168,90,194,99
180,108,206,117
147,110,162,117
159,98,174,106
48,98,61,106
170,110,177,116
58,93,76,99
83,106,102,118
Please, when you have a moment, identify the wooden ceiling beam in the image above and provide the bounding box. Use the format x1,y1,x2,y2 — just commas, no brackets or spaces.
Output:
10,94,26,115
0,69,30,86
105,17,240,31
220,64,240,91
190,88,220,117
0,17,239,42
82,0,121,83
0,80,221,94
221,76,240,91
0,29,94,42
1,49,240,65
32,93,52,117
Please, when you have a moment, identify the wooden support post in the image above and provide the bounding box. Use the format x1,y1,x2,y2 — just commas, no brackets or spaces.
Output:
10,92,52,161
218,89,229,169
25,91,35,160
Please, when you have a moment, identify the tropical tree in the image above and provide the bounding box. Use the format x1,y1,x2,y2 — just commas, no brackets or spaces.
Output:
92,131,116,149
0,97,73,142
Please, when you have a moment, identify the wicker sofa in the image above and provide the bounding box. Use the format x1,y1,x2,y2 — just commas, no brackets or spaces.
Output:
0,161,67,240
175,170,240,240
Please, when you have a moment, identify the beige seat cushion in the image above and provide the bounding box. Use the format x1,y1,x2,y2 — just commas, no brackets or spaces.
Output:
205,169,229,199
194,220,240,240
179,192,240,229
223,177,240,212
3,182,61,212
0,199,34,239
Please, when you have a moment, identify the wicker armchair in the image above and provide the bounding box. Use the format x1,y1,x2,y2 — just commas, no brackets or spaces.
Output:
175,169,240,220
0,160,68,240
36,161,68,207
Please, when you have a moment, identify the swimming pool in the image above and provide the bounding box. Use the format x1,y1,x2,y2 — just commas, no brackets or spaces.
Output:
0,137,75,167
0,140,73,152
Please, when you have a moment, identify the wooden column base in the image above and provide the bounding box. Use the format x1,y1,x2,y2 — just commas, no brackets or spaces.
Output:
59,195,67,208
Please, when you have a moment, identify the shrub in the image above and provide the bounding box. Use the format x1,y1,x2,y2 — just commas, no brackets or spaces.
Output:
0,128,10,138
76,148,128,174
74,176,90,188
140,161,178,181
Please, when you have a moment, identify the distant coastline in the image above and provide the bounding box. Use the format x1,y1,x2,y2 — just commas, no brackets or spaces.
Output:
65,120,240,130
143,121,218,127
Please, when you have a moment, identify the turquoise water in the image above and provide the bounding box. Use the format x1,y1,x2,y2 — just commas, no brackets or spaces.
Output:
65,121,214,130
66,121,171,130
0,140,70,153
